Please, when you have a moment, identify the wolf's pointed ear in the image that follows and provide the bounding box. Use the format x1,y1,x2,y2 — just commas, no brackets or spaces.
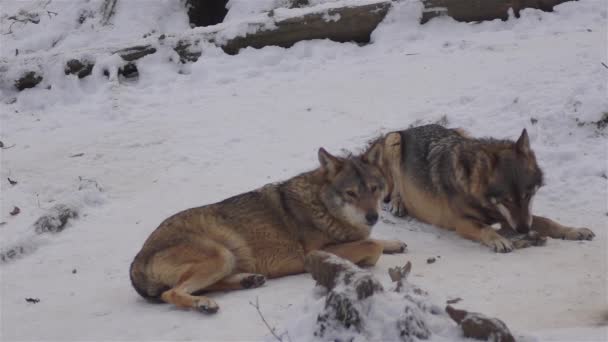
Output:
318,148,340,175
362,142,383,166
515,128,531,155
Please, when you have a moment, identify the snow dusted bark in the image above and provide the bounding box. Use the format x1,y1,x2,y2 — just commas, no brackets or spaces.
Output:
304,251,432,341
421,0,574,23
221,1,392,55
446,305,516,342
304,251,518,341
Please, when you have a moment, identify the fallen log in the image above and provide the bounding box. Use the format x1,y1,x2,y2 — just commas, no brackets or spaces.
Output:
421,0,574,24
2,0,579,91
221,1,392,55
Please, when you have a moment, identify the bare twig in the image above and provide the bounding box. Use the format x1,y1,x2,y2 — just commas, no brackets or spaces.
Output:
100,0,118,25
601,62,608,70
249,297,290,342
1,144,16,149
36,193,44,209
3,0,55,34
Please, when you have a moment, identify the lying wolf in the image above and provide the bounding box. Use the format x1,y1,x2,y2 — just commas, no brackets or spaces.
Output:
130,146,406,313
373,124,594,253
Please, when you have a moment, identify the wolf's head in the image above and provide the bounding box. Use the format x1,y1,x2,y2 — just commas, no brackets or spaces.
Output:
486,129,544,233
317,144,387,231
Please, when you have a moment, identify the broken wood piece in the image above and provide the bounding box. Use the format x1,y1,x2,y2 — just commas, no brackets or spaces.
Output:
388,261,412,283
446,305,515,342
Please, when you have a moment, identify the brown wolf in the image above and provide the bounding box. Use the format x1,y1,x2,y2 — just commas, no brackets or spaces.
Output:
130,146,406,313
371,124,595,253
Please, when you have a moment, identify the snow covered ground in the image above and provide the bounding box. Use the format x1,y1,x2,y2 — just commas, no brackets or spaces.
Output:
1,0,607,340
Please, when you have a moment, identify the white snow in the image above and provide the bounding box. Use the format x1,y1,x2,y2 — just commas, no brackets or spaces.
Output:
1,0,607,341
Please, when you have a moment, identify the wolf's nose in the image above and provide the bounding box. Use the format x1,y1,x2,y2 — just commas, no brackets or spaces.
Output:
365,212,378,225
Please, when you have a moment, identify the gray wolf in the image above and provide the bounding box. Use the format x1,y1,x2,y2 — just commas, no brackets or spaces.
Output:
371,124,594,253
130,146,406,313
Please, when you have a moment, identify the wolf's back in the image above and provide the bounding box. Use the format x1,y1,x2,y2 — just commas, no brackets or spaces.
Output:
399,124,461,188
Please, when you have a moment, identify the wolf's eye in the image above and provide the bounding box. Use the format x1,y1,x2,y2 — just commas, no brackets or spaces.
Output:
370,185,378,193
346,190,357,198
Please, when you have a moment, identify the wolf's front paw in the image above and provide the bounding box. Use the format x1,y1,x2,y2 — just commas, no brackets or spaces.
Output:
563,227,595,241
195,297,219,314
381,240,407,254
484,235,514,253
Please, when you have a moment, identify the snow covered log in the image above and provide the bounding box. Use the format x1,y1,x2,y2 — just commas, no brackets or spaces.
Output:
305,251,385,336
221,1,392,55
3,0,578,90
421,0,574,23
304,251,434,341
3,1,392,90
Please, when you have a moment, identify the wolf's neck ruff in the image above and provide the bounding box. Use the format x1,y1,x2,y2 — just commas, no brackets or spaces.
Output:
279,170,370,243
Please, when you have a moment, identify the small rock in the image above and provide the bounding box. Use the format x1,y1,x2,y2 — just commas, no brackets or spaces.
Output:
426,257,436,264
14,72,43,91
118,63,138,79
9,206,20,216
65,59,94,79
72,269,77,274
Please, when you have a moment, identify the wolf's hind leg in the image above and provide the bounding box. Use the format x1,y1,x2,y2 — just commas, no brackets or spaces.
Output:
532,215,595,240
206,273,266,291
156,243,235,314
454,221,514,253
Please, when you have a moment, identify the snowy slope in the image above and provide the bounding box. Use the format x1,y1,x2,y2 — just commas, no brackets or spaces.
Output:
1,0,607,341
